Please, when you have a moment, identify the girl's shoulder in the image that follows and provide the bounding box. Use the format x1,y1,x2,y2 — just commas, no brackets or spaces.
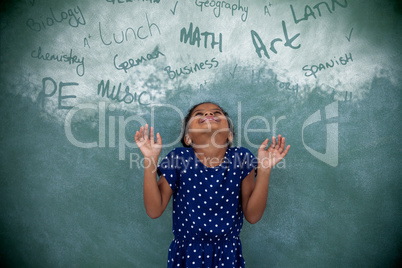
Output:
173,147,193,155
227,146,254,156
162,147,193,159
226,147,256,165
163,147,254,160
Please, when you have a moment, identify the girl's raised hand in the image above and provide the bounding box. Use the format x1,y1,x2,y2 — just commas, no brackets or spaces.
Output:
134,124,162,160
257,134,290,171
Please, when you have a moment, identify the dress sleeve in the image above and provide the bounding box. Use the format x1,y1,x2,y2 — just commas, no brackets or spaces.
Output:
240,147,258,180
157,149,181,192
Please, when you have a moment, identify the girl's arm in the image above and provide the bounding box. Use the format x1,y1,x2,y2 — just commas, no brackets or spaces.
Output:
143,159,173,219
242,135,290,224
241,168,269,224
135,124,173,219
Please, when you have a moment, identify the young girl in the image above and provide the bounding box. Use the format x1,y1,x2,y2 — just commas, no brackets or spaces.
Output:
135,102,290,267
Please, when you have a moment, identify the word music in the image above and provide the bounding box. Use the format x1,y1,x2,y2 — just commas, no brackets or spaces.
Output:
31,46,85,76
290,0,348,24
180,23,223,52
164,57,219,80
26,5,86,32
114,50,165,73
97,80,151,106
98,13,160,46
251,20,301,59
302,52,353,78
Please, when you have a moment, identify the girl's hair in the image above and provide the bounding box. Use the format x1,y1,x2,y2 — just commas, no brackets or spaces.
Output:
180,101,235,148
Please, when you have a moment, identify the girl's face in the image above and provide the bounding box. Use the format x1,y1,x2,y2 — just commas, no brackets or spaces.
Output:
185,103,233,147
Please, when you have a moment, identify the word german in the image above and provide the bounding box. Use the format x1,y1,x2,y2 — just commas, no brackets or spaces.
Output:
114,50,165,73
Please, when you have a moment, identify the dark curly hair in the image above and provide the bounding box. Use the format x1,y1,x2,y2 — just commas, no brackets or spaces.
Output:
180,102,235,148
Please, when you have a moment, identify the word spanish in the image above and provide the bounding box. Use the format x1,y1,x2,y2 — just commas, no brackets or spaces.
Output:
302,52,353,78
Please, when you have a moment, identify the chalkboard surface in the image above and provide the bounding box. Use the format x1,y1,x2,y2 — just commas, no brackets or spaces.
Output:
1,0,401,267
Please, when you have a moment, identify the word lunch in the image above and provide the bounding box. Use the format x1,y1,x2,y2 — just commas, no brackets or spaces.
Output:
26,5,86,32
114,50,165,73
302,52,353,78
164,57,219,80
31,47,85,77
180,23,223,52
251,20,301,60
195,0,249,22
98,13,161,46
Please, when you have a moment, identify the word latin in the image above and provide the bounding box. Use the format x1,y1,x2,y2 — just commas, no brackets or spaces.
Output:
114,50,165,73
180,23,223,52
251,20,301,60
302,52,353,78
31,46,85,77
38,77,77,109
97,80,151,106
195,0,249,22
164,57,219,80
99,13,160,46
106,0,160,3
290,0,348,24
26,5,85,32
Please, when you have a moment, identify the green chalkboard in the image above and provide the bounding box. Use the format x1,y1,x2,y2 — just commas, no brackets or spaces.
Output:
1,0,401,267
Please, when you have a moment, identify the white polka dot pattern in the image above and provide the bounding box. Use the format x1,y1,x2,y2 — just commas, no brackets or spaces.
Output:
158,147,257,268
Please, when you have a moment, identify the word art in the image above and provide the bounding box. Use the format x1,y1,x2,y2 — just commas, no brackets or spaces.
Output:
251,20,301,60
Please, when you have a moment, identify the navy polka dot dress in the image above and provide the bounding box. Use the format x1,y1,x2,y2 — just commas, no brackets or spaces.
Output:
157,147,258,268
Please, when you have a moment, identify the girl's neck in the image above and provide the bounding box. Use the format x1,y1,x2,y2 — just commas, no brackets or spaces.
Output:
192,145,228,168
